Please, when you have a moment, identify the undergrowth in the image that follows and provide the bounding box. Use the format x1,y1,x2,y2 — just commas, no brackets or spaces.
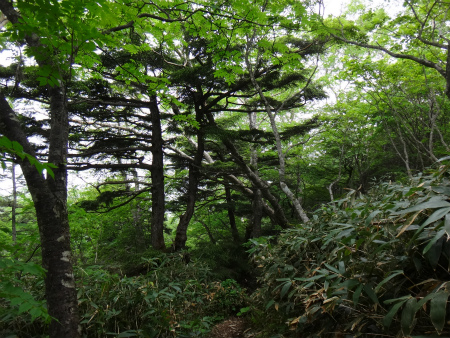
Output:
1,253,248,338
248,164,450,337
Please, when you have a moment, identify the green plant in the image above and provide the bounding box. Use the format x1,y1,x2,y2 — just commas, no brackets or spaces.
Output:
0,258,51,337
248,164,450,337
75,254,248,338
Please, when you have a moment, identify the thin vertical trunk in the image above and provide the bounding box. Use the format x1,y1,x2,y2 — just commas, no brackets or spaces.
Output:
131,169,145,251
248,110,262,237
173,106,204,251
445,43,450,100
196,217,216,244
327,145,344,203
244,34,309,223
250,189,263,238
149,96,166,250
11,163,16,244
224,184,240,242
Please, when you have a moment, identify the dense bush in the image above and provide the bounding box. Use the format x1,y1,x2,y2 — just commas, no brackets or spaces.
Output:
0,259,50,338
249,164,450,337
1,252,248,338
77,253,248,338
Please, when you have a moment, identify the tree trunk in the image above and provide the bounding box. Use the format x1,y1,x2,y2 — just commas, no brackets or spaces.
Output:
248,110,262,237
0,95,80,338
250,188,263,238
11,163,17,244
196,217,216,244
225,184,240,242
0,4,79,334
204,110,290,229
149,96,166,250
221,136,290,228
173,107,204,251
244,34,309,223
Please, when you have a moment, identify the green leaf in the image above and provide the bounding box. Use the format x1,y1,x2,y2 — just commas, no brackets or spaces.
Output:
363,284,379,304
415,292,437,310
280,281,292,299
353,283,363,306
384,295,412,305
431,186,450,196
401,297,417,335
423,229,445,255
383,298,408,329
375,270,403,293
421,207,450,228
365,210,382,226
170,284,182,293
324,263,340,274
392,200,450,215
425,237,444,269
430,291,449,334
117,331,138,337
444,214,450,236
265,299,275,310
18,301,34,314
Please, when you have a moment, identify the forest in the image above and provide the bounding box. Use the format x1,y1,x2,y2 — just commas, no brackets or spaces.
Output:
0,0,449,337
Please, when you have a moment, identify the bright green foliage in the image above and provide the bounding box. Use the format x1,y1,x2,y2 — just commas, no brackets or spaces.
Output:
0,136,57,178
67,185,156,267
249,164,450,337
0,258,51,336
2,0,450,337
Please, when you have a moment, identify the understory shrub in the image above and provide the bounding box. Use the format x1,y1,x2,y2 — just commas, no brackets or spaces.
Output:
0,259,50,338
1,253,248,338
76,253,248,338
249,164,450,337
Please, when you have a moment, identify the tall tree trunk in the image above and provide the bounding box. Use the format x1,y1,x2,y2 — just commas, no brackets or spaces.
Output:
244,34,309,223
224,184,240,242
149,96,166,250
250,188,263,238
0,95,80,338
0,3,79,335
173,106,204,251
221,136,289,228
11,163,17,244
248,110,262,238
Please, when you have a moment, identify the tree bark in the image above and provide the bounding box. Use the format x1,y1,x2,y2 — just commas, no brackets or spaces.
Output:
203,110,290,229
250,188,263,238
11,163,17,244
248,110,262,238
173,106,204,251
0,1,79,336
149,96,166,250
224,184,240,242
0,95,79,338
